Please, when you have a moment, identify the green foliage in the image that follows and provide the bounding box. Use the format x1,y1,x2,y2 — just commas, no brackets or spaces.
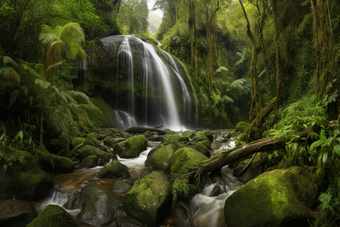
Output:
172,179,190,202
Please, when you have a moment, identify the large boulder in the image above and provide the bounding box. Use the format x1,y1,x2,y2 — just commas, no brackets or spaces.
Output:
0,200,37,227
123,171,172,226
170,148,209,178
74,145,110,162
27,205,79,227
211,140,222,150
161,134,189,144
35,150,74,173
81,155,99,168
103,137,127,148
114,135,147,158
0,149,53,201
182,130,194,138
191,132,209,143
145,142,184,173
224,167,316,227
94,159,130,179
112,180,133,192
65,183,122,226
201,130,213,142
194,142,210,157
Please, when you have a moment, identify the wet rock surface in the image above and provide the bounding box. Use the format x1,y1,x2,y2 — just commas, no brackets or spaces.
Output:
0,200,38,227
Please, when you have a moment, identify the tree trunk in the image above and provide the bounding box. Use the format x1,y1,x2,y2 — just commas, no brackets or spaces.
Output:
206,0,213,91
261,43,273,99
188,0,195,70
311,0,321,96
272,0,282,108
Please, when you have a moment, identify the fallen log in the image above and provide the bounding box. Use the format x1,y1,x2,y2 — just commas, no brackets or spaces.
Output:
125,126,166,135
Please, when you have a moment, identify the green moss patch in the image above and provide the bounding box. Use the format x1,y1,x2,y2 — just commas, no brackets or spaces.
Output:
114,135,147,158
94,159,130,179
87,97,115,128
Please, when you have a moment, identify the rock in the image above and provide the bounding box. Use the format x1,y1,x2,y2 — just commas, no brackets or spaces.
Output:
65,183,122,226
147,135,163,141
84,135,107,151
74,145,110,162
94,159,130,179
163,128,177,134
194,142,210,157
233,152,268,182
81,155,98,168
170,148,209,178
123,171,172,226
0,200,37,227
104,137,127,148
234,121,249,134
27,205,78,227
224,167,316,227
116,215,145,227
182,130,194,138
191,132,209,143
125,126,166,135
161,134,189,144
211,140,222,149
112,180,133,192
0,149,53,201
146,142,184,173
114,135,148,158
71,137,85,148
201,130,213,142
97,133,107,140
35,150,74,173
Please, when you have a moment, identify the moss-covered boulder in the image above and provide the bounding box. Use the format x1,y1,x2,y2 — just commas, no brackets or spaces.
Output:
202,130,213,142
194,142,210,157
81,155,98,168
145,142,184,173
71,137,86,148
84,135,107,151
233,152,268,182
191,132,209,143
164,128,176,134
112,180,132,192
87,97,116,128
74,145,110,162
211,140,222,150
234,121,249,134
123,171,172,226
94,159,130,179
0,150,53,201
35,150,74,173
0,200,37,227
103,137,127,148
27,205,78,227
170,148,209,178
114,135,147,158
182,130,194,138
161,134,189,144
224,167,316,227
65,183,122,226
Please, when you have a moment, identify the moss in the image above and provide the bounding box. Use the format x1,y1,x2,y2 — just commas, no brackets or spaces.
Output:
122,171,172,226
170,148,209,178
201,130,213,142
182,130,194,138
161,134,189,144
81,155,98,168
94,159,130,179
235,121,249,134
87,97,115,128
194,142,210,157
191,132,209,143
114,135,147,158
224,167,316,227
27,205,78,227
71,137,86,148
145,142,184,173
74,145,110,162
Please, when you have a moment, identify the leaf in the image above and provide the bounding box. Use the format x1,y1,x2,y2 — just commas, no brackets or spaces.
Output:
18,131,23,139
35,78,51,89
310,140,321,151
9,90,20,108
0,133,5,141
322,152,328,164
333,145,340,157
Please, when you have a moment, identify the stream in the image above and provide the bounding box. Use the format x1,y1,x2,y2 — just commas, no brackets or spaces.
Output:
33,139,242,227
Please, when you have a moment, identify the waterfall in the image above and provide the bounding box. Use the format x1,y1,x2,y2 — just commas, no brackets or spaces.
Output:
114,110,138,129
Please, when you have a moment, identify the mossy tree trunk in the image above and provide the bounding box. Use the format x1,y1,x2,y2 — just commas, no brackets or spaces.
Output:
205,0,213,91
188,0,195,71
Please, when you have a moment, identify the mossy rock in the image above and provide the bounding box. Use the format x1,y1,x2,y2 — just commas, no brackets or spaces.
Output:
164,129,177,134
191,132,209,143
112,180,132,192
224,166,316,227
122,171,172,226
0,200,37,227
35,150,74,173
145,142,184,173
0,149,53,201
182,130,194,138
27,205,79,227
233,152,268,182
94,159,130,179
84,135,107,151
103,137,127,148
201,130,213,142
234,121,249,134
97,133,107,140
74,145,110,162
211,140,222,149
71,137,86,148
87,97,116,128
194,142,210,157
170,148,209,178
65,183,121,226
161,134,189,144
114,135,147,158
81,155,98,168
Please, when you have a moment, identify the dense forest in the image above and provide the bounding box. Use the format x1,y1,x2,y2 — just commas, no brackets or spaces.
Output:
0,0,340,226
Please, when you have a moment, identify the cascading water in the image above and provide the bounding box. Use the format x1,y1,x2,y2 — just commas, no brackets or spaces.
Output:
114,110,139,129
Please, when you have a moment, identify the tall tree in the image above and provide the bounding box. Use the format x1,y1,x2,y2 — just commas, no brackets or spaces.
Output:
272,0,281,108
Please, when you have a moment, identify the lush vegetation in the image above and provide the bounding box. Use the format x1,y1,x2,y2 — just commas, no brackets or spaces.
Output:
1,0,340,226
